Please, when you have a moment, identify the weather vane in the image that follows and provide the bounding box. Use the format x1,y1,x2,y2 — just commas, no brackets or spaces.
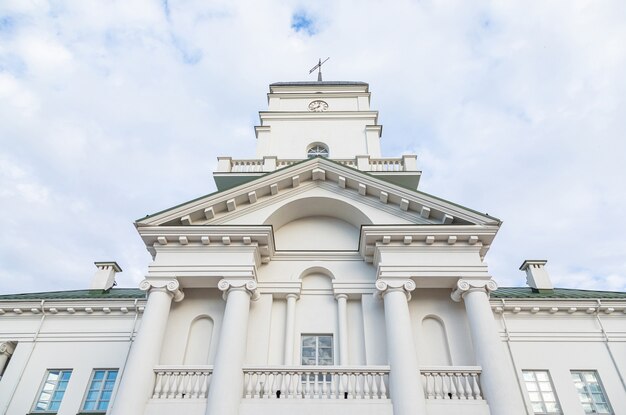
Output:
309,57,330,82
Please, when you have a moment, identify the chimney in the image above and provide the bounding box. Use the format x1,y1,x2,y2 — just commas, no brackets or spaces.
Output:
91,262,122,291
519,260,553,293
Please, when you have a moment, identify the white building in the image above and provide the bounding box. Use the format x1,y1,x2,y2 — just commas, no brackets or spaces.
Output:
0,80,625,415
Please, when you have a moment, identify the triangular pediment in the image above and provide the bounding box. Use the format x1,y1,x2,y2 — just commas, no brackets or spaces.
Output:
136,158,500,230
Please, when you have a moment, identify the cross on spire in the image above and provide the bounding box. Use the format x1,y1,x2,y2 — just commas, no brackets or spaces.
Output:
309,57,330,82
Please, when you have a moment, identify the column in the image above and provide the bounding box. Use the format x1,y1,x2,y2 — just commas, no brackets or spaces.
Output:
0,341,15,378
335,294,349,365
451,279,525,415
283,293,298,365
376,279,427,415
110,279,184,415
205,279,258,415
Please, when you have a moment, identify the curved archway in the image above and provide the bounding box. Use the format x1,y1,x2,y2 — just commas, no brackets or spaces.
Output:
264,197,372,251
183,315,214,365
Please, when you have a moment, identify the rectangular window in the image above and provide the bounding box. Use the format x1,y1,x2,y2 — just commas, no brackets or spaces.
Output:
571,371,612,414
301,335,333,366
522,370,561,414
32,369,72,413
82,369,118,412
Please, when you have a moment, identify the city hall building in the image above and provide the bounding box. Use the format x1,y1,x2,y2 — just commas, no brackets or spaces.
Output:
0,80,625,415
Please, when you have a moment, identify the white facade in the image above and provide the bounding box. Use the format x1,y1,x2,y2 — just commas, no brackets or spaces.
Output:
0,81,625,415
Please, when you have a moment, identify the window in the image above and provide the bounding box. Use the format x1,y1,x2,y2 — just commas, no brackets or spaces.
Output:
571,371,612,414
301,335,333,366
32,369,72,412
522,370,561,414
307,144,329,158
82,369,118,412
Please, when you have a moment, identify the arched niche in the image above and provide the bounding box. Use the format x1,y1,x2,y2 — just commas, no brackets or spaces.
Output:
421,315,452,366
183,315,214,365
265,197,372,251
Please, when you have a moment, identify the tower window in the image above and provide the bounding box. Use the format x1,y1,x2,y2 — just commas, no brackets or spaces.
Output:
307,144,329,158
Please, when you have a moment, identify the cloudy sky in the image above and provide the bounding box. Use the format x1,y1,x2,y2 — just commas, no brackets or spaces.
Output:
1,0,625,294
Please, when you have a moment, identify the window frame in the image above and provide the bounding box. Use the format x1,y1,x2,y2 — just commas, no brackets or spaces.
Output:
80,368,119,413
300,334,334,366
570,370,613,414
306,143,329,158
522,370,562,414
31,369,73,414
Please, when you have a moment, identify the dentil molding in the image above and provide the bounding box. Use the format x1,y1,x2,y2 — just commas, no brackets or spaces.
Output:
451,279,498,302
139,279,185,302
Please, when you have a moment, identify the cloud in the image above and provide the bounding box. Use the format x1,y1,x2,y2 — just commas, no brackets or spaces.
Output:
0,0,624,295
291,10,318,36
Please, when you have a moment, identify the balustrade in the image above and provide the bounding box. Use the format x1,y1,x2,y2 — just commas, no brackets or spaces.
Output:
231,160,264,172
369,158,404,171
420,367,483,400
151,366,213,399
242,366,389,400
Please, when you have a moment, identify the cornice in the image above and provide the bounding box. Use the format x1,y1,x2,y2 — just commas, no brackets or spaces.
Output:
361,225,498,264
491,298,626,316
136,158,497,234
137,225,274,263
0,298,145,317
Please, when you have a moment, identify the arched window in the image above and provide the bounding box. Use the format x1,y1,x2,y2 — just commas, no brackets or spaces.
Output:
307,143,329,158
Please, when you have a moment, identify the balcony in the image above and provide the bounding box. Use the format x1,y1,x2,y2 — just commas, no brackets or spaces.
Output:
145,365,488,415
212,155,421,191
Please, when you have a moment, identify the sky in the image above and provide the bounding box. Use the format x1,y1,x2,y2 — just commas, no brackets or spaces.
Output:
1,0,625,294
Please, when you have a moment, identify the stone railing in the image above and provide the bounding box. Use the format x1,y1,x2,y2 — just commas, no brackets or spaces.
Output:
369,158,404,171
151,366,213,399
420,366,483,400
216,155,417,174
242,366,390,400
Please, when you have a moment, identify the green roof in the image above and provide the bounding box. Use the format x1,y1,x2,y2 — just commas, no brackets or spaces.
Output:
0,288,145,301
492,287,626,299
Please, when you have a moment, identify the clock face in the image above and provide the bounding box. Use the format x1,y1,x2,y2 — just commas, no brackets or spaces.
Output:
308,100,329,112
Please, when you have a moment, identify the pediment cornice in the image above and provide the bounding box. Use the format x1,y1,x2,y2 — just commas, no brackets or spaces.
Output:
136,159,499,232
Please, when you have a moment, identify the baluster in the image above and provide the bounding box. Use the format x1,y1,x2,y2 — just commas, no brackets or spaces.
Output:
471,373,482,400
261,372,270,399
424,372,434,399
255,372,263,398
244,371,253,398
183,372,193,399
331,372,338,399
338,373,345,399
281,372,288,398
287,372,296,399
449,372,458,400
153,371,163,399
318,371,326,399
346,373,353,399
177,371,188,399
269,372,278,399
379,374,387,398
296,371,303,399
200,373,208,398
313,371,320,399
167,371,177,398
326,372,333,399
371,373,379,399
435,373,443,399
355,373,362,399
442,373,450,399
190,371,199,398
361,373,370,399
463,373,474,400
454,372,465,400
304,371,312,398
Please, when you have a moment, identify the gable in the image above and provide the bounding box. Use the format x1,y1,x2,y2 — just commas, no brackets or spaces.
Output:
136,158,500,229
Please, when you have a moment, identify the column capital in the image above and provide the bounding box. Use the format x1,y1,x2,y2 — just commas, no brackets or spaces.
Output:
451,278,497,302
334,293,349,301
286,292,300,301
139,278,185,302
375,279,416,301
218,279,260,301
0,341,15,356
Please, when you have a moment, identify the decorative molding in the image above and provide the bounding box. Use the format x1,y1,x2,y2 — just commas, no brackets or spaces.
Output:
375,279,416,301
0,341,15,356
218,279,260,301
451,279,498,302
139,279,185,302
